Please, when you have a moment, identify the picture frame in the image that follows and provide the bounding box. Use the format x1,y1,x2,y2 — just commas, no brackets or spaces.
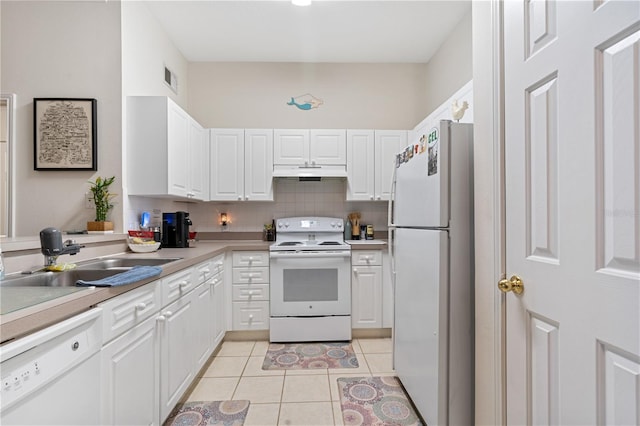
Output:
33,98,97,170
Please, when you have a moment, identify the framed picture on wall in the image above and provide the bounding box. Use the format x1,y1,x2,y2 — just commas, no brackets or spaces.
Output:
33,98,97,170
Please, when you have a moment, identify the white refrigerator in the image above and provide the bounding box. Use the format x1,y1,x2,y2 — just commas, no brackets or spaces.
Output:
389,120,474,425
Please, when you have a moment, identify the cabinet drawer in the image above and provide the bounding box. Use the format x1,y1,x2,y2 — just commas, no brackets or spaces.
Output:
193,259,214,284
232,284,269,301
161,268,195,306
232,251,269,267
193,254,225,284
232,267,269,284
211,254,225,275
351,250,382,266
99,280,161,343
232,301,270,330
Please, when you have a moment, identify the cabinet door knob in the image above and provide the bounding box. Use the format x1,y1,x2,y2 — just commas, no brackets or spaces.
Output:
248,314,254,320
238,196,242,200
353,268,358,274
179,281,189,289
135,302,147,311
245,196,249,200
163,311,173,318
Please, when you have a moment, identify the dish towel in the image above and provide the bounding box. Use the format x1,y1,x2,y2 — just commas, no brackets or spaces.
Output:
76,266,162,287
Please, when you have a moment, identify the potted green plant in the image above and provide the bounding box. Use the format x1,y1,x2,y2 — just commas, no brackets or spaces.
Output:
87,176,116,232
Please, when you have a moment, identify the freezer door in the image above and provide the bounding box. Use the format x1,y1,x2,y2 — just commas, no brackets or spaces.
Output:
393,228,448,425
393,121,449,227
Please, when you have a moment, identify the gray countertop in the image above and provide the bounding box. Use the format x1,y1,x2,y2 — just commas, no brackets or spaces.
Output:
0,240,270,345
0,238,388,344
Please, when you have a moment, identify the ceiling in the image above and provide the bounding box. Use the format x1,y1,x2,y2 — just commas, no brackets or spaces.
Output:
143,0,471,63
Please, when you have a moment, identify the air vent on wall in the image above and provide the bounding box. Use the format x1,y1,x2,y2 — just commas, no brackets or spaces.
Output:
164,66,178,94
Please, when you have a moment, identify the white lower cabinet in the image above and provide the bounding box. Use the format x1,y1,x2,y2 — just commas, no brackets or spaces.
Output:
351,250,383,328
100,314,159,426
232,251,269,330
159,288,196,422
99,255,227,425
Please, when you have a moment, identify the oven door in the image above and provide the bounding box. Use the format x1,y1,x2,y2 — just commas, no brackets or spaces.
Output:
270,251,351,317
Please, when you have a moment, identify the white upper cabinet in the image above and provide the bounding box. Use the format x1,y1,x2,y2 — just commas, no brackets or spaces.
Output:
210,129,245,201
274,129,346,166
127,96,209,201
374,130,407,201
346,130,375,200
209,129,273,201
310,129,346,165
346,130,407,201
273,129,309,165
244,129,274,201
188,119,209,201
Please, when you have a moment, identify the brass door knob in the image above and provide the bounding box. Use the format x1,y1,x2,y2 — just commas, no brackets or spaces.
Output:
498,275,524,295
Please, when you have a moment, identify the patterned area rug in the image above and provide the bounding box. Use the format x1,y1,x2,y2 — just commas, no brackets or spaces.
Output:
338,376,424,426
164,400,250,426
262,341,359,370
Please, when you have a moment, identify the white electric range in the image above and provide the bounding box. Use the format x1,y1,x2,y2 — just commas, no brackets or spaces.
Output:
269,217,352,342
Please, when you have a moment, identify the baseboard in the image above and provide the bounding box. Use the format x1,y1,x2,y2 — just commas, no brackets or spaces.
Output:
352,328,392,339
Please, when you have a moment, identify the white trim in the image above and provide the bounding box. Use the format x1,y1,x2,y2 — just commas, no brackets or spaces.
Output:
471,1,505,424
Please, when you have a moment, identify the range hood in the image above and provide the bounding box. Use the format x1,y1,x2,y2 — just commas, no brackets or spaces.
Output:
272,165,348,179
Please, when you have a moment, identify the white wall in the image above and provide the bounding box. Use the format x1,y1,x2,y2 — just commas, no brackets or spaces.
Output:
1,1,123,236
420,10,473,120
121,2,189,107
188,62,427,130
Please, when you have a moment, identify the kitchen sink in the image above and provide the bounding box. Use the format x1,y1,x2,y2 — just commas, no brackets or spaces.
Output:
0,269,124,287
76,257,182,270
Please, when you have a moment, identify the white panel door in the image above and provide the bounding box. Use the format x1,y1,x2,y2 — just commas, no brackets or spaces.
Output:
159,296,195,423
245,129,273,201
504,2,640,424
167,102,189,197
346,130,375,201
188,119,209,201
375,130,407,201
100,315,159,426
351,265,382,328
310,129,346,165
210,129,244,201
274,129,309,165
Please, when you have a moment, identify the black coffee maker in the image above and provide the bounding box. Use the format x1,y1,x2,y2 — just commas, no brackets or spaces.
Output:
162,211,192,248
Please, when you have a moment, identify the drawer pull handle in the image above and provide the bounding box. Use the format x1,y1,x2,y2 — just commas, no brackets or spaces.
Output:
135,302,147,311
248,314,254,320
157,315,166,322
248,291,254,296
179,281,189,289
202,268,211,274
163,311,173,318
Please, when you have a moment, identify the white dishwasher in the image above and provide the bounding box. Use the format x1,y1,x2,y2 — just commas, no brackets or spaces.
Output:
1,308,103,425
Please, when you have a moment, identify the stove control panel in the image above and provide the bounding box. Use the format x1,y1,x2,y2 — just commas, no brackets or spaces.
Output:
276,217,343,233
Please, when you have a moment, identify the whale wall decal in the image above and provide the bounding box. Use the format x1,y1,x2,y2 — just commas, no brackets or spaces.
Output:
287,93,323,110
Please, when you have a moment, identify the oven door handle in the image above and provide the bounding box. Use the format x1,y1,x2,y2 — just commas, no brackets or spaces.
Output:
269,251,351,259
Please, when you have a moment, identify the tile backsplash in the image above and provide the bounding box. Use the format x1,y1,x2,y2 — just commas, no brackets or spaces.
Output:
127,178,389,235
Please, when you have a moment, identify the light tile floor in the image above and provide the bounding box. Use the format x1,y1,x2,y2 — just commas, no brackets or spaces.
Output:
186,338,395,426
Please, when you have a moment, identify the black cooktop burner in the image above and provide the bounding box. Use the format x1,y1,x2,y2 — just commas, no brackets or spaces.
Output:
278,241,302,246
319,241,341,245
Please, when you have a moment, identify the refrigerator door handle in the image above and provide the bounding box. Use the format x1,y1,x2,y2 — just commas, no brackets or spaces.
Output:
388,157,398,229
